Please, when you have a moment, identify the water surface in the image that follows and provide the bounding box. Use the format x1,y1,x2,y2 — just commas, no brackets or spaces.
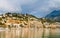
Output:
0,28,60,38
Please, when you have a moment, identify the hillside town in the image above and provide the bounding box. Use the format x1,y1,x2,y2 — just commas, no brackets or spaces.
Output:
0,13,60,29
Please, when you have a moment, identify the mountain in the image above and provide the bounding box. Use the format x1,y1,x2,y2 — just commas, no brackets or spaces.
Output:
0,12,38,21
0,12,41,28
46,10,60,22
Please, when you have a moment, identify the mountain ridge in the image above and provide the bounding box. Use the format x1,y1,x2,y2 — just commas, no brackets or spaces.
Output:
46,10,60,22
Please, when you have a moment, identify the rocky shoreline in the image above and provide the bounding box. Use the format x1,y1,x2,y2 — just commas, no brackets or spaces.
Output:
0,13,60,28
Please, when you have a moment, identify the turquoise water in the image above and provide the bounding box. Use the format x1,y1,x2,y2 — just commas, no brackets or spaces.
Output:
0,28,60,38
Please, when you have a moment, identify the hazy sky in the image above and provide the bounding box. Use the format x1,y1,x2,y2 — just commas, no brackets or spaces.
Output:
0,0,60,17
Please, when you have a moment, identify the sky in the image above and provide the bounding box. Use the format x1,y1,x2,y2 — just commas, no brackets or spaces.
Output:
0,0,60,17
